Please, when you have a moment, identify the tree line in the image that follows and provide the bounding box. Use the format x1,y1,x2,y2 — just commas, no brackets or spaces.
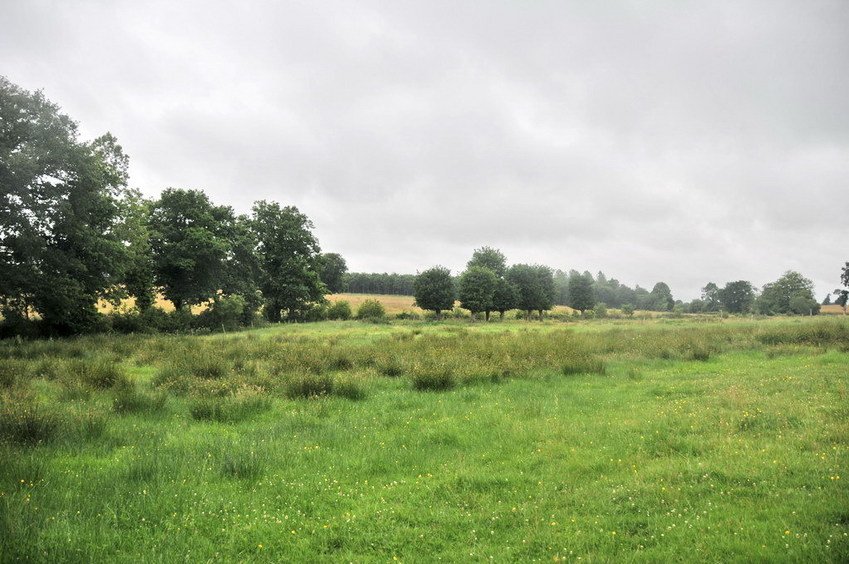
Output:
2,77,844,336
0,77,345,335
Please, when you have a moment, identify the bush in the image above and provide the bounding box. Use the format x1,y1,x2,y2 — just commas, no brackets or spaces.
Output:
356,299,386,321
326,301,353,321
303,302,328,322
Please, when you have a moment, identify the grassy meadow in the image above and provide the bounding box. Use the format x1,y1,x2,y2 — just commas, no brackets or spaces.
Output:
1,316,847,562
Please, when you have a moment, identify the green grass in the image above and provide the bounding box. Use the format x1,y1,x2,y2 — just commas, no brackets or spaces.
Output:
0,318,847,562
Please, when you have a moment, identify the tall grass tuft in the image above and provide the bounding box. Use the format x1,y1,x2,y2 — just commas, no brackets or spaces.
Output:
0,396,60,446
285,373,334,399
411,367,456,391
112,379,168,414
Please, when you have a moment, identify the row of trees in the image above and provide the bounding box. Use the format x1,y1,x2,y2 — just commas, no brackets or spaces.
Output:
409,246,838,320
0,77,342,334
411,248,680,320
414,248,557,321
345,272,415,295
690,271,821,315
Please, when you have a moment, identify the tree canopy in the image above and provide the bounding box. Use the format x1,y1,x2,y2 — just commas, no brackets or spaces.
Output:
458,266,497,320
507,264,556,320
414,266,455,318
0,77,131,334
251,201,326,322
467,246,507,278
757,271,819,315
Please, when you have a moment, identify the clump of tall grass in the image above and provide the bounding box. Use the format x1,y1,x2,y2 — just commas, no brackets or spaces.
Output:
0,360,28,389
0,395,60,446
285,373,334,399
410,366,456,391
188,387,272,422
333,376,368,400
112,379,168,414
66,358,124,389
561,356,607,376
756,320,849,347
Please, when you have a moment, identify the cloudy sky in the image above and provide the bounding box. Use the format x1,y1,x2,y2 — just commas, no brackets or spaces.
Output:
3,0,848,300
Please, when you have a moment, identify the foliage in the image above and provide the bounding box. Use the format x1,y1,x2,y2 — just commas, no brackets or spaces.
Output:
414,266,455,318
356,299,386,321
567,271,595,312
507,264,556,319
251,201,326,322
491,277,518,319
757,270,819,315
148,188,233,311
719,280,755,314
701,282,721,312
0,77,131,334
319,252,348,294
650,281,675,312
466,246,507,278
326,300,353,321
458,266,497,320
344,272,416,295
835,262,849,313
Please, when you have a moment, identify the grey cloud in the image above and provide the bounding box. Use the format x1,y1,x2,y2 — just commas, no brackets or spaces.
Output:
2,0,847,300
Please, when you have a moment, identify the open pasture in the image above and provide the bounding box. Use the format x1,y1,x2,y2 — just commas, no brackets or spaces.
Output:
1,318,847,562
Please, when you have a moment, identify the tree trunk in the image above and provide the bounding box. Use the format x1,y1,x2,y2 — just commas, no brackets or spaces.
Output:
538,309,544,321
485,310,491,322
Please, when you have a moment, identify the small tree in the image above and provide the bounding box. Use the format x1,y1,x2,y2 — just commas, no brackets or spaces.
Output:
492,278,518,320
757,270,818,315
507,264,556,320
251,201,326,322
458,266,497,321
650,282,674,312
567,272,595,313
414,266,455,319
719,280,755,314
621,303,635,317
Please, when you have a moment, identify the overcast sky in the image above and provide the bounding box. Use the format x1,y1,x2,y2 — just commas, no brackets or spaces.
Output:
3,0,848,300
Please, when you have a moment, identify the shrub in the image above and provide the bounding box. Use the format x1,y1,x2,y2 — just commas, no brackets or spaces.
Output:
303,302,328,322
326,301,353,321
356,299,386,321
593,302,608,319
